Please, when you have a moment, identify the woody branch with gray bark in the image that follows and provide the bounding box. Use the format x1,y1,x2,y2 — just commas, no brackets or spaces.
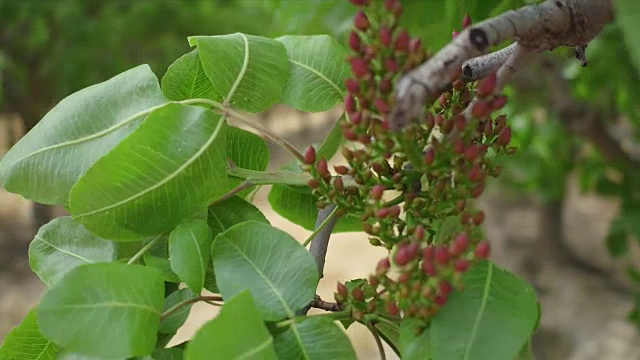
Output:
389,0,615,130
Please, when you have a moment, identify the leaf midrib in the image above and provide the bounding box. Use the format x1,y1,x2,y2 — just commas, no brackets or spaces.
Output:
225,33,250,104
34,234,95,264
463,262,493,360
224,237,294,318
289,59,343,97
0,102,168,171
73,113,226,218
44,302,161,314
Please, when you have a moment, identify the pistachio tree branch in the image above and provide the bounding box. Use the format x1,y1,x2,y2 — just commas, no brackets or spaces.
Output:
462,43,517,81
309,204,339,278
390,0,614,130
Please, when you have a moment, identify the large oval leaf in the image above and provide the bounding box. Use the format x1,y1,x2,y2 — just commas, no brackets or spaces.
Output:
185,290,277,360
2,308,58,360
207,196,269,237
277,35,350,112
188,33,289,112
0,65,168,205
161,49,219,102
69,103,228,241
430,261,539,360
211,221,318,321
37,263,164,359
168,218,213,293
273,317,356,360
29,216,117,286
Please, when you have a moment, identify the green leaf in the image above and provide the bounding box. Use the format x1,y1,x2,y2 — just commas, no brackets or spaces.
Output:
208,196,269,236
161,49,218,101
189,33,289,112
400,318,431,360
185,290,277,360
29,216,117,286
606,223,629,257
615,0,640,74
0,65,168,205
514,340,534,360
2,308,58,360
316,119,345,161
152,348,184,360
274,317,356,360
144,254,181,283
168,219,213,293
431,261,539,360
226,126,270,196
159,288,197,334
211,221,318,321
276,35,349,112
55,351,118,360
374,321,401,357
37,263,164,358
268,184,361,232
69,103,228,241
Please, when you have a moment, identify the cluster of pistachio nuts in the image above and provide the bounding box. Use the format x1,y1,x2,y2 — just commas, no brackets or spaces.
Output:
303,0,515,322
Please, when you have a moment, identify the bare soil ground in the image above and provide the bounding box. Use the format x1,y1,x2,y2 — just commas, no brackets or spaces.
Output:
1,108,639,359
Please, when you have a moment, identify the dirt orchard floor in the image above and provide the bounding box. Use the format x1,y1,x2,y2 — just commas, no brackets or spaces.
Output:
0,107,639,359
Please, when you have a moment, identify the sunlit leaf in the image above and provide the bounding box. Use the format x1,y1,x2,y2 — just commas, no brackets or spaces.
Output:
0,65,168,204
29,216,117,286
161,49,219,101
2,308,58,360
189,34,289,112
168,219,213,293
38,263,164,358
69,103,228,241
273,317,356,359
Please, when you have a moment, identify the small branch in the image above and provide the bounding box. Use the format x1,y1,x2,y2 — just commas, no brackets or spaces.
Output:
127,234,163,265
210,178,254,207
160,295,223,321
179,98,305,163
309,295,343,312
462,43,517,81
303,205,339,248
366,321,387,360
390,0,614,130
308,204,340,278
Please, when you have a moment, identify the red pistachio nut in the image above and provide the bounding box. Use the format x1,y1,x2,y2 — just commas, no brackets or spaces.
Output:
354,10,370,31
349,57,369,78
377,257,391,273
395,30,410,51
472,211,485,226
421,260,437,276
345,78,360,94
474,240,491,259
352,286,365,301
451,233,469,255
348,31,362,52
349,0,369,6
379,25,392,47
471,100,492,118
304,146,316,165
476,73,497,97
497,126,512,146
435,246,450,266
491,95,507,110
461,13,472,29
386,301,400,316
454,259,470,272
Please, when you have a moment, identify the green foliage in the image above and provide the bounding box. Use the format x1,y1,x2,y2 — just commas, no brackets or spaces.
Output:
211,221,319,320
37,263,164,358
273,317,357,359
431,261,539,360
1,308,58,360
185,291,278,360
168,219,213,293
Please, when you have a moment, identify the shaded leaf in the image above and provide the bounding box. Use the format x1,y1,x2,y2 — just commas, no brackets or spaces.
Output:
268,183,361,232
2,308,58,360
375,321,401,357
207,196,269,236
316,119,345,161
29,216,117,286
226,126,270,197
0,65,168,204
168,219,213,293
185,291,277,360
161,49,218,101
37,263,164,358
211,221,318,321
274,317,356,360
431,261,539,360
159,288,197,334
277,35,349,112
144,254,181,283
400,318,431,360
189,33,289,112
69,103,228,241
615,0,640,74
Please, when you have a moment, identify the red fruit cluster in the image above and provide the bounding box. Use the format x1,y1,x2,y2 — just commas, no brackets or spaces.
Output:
306,2,514,324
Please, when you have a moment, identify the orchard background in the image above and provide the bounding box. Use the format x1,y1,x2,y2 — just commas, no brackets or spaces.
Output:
0,0,639,359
